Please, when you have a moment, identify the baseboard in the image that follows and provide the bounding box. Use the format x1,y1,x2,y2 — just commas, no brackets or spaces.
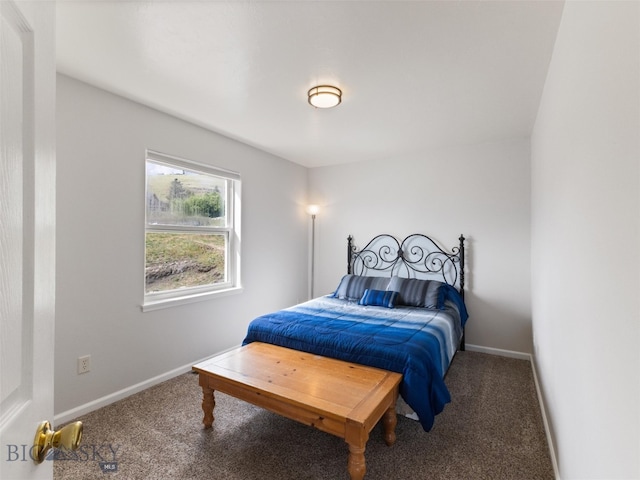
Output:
465,343,531,361
54,345,240,425
530,357,561,480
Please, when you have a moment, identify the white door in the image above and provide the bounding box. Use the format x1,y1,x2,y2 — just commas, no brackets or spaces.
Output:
0,1,56,479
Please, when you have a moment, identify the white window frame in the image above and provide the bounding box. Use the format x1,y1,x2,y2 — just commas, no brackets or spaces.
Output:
142,150,242,312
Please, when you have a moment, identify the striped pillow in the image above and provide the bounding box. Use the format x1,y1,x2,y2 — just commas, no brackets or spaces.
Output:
387,277,445,308
333,275,391,301
358,289,399,308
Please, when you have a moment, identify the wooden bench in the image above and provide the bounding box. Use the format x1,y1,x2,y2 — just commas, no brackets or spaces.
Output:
192,342,402,480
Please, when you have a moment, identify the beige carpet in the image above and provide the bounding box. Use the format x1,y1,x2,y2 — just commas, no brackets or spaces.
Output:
54,351,554,480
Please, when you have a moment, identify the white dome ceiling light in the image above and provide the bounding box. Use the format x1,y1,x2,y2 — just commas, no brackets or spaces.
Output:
308,85,342,109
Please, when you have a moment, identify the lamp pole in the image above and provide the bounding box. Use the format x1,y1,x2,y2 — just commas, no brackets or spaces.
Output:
310,212,316,298
307,205,319,298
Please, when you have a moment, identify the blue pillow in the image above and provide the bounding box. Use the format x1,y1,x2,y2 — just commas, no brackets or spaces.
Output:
440,283,469,326
333,275,391,301
359,289,399,308
387,277,446,308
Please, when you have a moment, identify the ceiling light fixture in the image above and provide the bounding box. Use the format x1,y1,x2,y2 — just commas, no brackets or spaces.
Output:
308,85,342,109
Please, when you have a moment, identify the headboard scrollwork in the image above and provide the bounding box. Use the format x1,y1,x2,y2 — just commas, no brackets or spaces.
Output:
347,233,465,298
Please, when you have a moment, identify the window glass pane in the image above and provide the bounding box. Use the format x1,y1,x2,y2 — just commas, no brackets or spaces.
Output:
145,232,227,294
146,161,227,227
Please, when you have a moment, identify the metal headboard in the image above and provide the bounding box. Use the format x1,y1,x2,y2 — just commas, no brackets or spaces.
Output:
347,233,465,299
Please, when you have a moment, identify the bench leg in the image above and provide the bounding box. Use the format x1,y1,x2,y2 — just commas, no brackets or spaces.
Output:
347,444,366,480
382,406,397,446
201,383,215,428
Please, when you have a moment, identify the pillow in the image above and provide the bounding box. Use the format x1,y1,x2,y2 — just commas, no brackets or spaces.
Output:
358,289,399,308
333,275,391,301
387,277,446,308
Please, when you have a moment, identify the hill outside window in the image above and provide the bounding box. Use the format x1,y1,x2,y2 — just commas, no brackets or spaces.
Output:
143,150,241,311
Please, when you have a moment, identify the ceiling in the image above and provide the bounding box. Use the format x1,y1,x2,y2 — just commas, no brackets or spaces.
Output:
56,1,565,168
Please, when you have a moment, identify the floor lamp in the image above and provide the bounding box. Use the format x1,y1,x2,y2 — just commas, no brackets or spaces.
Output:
306,205,320,298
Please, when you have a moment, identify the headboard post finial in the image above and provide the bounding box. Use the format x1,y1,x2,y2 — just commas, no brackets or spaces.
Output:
347,235,354,274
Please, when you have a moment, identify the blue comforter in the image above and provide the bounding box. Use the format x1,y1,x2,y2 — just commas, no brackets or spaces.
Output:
242,295,465,431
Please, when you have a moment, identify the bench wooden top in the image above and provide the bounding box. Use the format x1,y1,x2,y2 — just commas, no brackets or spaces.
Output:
192,342,402,428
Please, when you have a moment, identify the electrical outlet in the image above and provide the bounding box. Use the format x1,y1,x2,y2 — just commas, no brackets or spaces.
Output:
78,355,91,374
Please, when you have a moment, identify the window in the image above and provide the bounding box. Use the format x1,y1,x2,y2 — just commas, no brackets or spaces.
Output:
143,150,241,310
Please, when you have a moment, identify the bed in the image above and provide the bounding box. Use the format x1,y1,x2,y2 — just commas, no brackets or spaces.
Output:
242,233,468,432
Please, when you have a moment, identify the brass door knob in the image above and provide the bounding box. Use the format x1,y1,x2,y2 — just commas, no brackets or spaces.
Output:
32,420,83,464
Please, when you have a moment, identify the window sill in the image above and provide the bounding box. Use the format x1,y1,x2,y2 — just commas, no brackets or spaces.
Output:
141,286,243,312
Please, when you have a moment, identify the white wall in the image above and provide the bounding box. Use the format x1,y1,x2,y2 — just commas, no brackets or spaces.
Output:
531,1,640,478
308,138,532,354
55,75,309,416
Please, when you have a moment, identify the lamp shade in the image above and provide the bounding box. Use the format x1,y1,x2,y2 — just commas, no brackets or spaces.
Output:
306,204,320,216
308,86,342,109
